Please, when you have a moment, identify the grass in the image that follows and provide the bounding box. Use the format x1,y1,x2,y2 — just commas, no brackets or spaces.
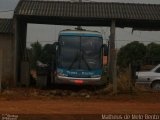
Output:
0,68,153,100
103,68,151,94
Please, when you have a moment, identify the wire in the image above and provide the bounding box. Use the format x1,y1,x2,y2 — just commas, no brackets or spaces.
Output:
26,39,160,44
27,41,55,43
0,10,14,12
116,40,160,43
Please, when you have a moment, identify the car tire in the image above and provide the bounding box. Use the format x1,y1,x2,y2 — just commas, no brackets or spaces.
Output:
152,81,160,91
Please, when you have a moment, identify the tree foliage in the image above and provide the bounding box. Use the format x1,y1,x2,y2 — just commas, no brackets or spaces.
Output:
28,42,56,69
117,41,146,68
29,41,42,69
40,44,55,65
146,42,160,58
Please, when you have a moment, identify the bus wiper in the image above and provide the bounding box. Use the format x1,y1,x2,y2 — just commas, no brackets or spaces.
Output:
68,52,79,70
81,49,91,70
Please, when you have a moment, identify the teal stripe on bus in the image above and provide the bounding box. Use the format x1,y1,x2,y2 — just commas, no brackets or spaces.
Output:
59,33,102,37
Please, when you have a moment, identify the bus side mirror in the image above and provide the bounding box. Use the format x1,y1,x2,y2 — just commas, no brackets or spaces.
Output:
103,44,108,56
53,42,59,54
103,44,108,65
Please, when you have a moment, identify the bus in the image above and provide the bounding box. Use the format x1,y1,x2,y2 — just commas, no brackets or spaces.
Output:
53,29,108,85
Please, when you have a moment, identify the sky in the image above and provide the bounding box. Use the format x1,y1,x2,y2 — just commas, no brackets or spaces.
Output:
0,0,160,48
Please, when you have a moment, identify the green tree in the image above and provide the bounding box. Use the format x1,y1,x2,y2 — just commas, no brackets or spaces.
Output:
146,42,160,58
117,41,146,68
40,44,55,65
28,42,56,69
29,41,42,69
145,42,160,64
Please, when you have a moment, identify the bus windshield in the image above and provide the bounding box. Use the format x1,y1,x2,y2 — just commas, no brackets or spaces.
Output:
58,35,102,70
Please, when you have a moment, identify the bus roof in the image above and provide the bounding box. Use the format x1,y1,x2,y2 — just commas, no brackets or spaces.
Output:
59,29,102,37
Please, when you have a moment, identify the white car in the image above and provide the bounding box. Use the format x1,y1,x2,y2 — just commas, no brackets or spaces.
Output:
136,64,160,90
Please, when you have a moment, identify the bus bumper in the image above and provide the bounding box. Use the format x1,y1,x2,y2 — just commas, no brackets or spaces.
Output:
55,76,107,86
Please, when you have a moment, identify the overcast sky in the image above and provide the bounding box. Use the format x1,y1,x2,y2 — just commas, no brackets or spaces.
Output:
0,0,160,48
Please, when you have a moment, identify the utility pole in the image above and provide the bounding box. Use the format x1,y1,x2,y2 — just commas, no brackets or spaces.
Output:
110,20,117,95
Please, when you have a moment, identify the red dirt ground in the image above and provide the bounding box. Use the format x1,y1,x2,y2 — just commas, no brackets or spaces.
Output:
0,89,160,120
0,99,160,114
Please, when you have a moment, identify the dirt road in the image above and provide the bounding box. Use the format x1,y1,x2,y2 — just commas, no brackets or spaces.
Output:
0,99,160,114
0,89,160,120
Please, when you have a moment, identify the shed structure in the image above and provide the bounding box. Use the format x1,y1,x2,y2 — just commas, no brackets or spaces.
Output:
1,0,160,89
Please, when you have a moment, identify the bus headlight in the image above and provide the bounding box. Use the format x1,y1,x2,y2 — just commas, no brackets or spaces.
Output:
57,72,68,77
91,75,101,78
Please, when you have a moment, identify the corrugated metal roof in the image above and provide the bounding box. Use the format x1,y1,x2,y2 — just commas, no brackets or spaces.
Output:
0,19,13,34
15,0,160,21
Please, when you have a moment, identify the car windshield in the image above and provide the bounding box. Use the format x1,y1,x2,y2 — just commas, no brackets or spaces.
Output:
58,35,102,70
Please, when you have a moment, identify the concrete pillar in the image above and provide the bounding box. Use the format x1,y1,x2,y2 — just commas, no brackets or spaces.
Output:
13,18,18,86
14,18,29,86
20,22,29,86
110,20,117,94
